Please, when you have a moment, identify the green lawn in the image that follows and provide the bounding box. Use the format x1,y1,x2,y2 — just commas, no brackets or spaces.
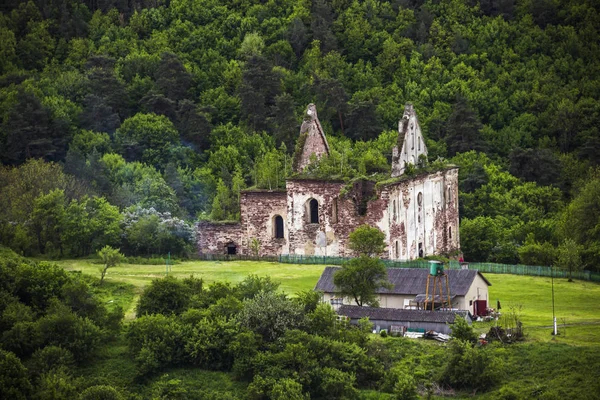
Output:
55,259,600,344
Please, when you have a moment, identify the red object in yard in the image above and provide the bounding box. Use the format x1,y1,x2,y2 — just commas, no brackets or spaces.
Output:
474,300,488,317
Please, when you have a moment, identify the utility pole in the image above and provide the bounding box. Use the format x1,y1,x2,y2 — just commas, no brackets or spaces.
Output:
552,265,557,336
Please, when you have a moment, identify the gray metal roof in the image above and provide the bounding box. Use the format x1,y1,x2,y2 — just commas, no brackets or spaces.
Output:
337,305,467,324
315,266,491,296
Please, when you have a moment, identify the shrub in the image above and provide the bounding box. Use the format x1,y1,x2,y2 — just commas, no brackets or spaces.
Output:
380,329,388,338
126,314,190,376
270,378,307,400
237,291,304,342
450,316,477,344
80,385,123,400
37,302,102,363
393,371,418,400
29,346,75,376
0,349,32,400
136,276,190,317
36,368,78,400
439,339,500,392
319,367,358,399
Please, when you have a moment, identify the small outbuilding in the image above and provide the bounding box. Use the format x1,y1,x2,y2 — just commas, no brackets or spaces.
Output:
315,267,491,316
336,305,472,335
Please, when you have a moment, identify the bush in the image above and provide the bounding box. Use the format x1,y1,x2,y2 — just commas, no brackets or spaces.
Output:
319,367,358,399
237,291,305,342
80,385,123,400
393,371,418,400
439,340,500,392
126,314,190,376
29,346,75,376
0,349,32,400
380,329,388,338
450,316,477,344
37,302,102,363
36,368,78,400
136,276,190,317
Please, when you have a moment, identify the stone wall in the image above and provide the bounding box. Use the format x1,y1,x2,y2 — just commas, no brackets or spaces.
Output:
383,167,460,260
240,190,288,256
197,221,243,255
286,179,389,257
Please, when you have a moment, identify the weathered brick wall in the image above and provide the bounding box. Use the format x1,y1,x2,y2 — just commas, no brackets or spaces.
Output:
240,190,288,256
286,179,389,257
384,167,460,260
197,221,243,255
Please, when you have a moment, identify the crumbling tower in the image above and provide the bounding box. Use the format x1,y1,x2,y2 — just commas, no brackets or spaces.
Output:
293,103,330,172
391,104,428,177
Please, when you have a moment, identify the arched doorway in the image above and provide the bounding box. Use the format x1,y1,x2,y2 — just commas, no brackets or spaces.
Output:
226,242,237,255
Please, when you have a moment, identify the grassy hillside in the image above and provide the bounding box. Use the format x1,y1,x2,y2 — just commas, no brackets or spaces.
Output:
56,259,600,345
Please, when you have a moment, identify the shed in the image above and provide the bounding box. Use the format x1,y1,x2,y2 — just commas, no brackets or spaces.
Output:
336,305,472,335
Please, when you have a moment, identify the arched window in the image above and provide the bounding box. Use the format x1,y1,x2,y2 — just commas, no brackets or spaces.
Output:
309,199,319,223
274,215,284,239
393,200,397,221
447,187,452,204
449,226,452,239
395,241,399,258
417,192,423,206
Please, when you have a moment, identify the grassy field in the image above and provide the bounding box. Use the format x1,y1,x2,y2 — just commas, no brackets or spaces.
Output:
55,259,600,344
52,258,600,399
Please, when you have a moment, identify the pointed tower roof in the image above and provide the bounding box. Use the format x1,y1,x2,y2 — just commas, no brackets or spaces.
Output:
293,104,330,172
391,104,428,177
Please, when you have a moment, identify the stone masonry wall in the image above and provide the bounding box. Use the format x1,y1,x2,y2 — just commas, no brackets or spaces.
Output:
197,221,243,255
240,190,288,256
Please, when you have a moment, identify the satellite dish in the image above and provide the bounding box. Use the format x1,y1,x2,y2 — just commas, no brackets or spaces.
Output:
316,231,327,247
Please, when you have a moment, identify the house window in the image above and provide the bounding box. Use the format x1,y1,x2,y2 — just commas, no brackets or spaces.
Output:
274,215,284,239
309,198,319,223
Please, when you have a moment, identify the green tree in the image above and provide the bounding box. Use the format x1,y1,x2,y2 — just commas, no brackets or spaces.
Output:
334,256,389,307
97,245,124,285
114,113,179,169
348,225,386,257
556,239,582,282
334,225,390,306
31,189,67,256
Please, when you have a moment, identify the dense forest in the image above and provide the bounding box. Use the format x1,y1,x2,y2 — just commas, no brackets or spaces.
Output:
1,0,599,270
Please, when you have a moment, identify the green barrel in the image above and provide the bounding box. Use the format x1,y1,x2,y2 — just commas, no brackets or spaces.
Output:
429,260,443,276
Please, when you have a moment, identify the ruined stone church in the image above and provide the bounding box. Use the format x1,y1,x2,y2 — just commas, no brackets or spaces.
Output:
197,104,460,260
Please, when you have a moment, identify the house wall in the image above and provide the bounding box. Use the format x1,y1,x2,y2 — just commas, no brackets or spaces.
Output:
324,292,467,311
197,221,243,255
460,273,490,313
240,191,288,256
